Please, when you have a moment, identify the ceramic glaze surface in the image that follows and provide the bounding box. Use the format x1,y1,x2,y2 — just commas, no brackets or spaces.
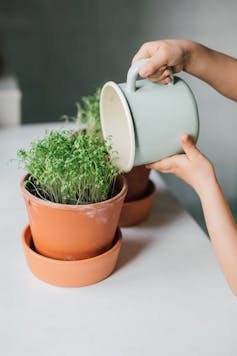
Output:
119,76,199,166
100,59,199,172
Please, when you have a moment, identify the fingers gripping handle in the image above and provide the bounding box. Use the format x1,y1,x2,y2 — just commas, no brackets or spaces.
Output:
126,58,174,93
126,58,148,93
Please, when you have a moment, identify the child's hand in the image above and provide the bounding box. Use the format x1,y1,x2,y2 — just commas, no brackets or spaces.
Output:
146,134,216,196
133,40,237,101
132,39,191,84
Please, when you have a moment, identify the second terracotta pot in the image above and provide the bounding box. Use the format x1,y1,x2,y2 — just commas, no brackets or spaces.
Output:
119,180,156,227
20,175,127,261
124,165,150,202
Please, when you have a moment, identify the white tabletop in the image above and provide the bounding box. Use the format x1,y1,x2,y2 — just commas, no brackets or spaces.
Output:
1,123,237,356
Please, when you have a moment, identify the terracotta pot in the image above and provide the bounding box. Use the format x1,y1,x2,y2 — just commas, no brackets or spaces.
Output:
22,225,122,287
20,175,127,261
119,180,156,227
124,165,150,202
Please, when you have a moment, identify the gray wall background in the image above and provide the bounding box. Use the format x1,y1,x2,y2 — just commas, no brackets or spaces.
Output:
1,0,237,229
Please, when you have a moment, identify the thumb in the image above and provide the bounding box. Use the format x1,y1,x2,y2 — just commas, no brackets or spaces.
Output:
181,134,200,160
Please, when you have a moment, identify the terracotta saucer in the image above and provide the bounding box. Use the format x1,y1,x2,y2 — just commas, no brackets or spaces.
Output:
22,225,122,287
119,180,156,227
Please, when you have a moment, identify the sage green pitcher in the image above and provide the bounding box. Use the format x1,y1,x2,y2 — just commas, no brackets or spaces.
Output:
100,59,199,172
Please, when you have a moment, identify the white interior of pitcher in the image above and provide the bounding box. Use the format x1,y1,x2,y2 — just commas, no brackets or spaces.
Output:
100,81,135,172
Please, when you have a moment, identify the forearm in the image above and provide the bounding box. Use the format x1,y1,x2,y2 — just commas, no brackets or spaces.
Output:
197,175,237,295
184,41,237,101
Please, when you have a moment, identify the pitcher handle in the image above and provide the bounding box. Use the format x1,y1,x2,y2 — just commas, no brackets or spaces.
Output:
126,58,174,93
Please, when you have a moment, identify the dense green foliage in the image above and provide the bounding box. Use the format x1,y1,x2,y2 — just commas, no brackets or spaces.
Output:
18,130,119,205
72,87,102,136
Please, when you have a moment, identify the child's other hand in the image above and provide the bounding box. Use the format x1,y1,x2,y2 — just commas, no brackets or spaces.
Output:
146,134,216,196
132,39,189,84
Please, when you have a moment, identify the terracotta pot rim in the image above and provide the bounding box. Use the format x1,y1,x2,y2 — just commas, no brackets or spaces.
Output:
22,224,122,265
123,179,155,206
20,174,127,210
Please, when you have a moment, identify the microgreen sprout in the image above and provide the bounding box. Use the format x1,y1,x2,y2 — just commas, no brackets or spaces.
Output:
17,130,120,205
63,86,102,136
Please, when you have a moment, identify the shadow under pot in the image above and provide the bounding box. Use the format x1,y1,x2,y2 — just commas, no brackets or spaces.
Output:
20,174,127,261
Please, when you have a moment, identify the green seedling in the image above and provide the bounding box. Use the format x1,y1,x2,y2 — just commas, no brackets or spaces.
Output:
62,86,102,137
18,130,119,205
